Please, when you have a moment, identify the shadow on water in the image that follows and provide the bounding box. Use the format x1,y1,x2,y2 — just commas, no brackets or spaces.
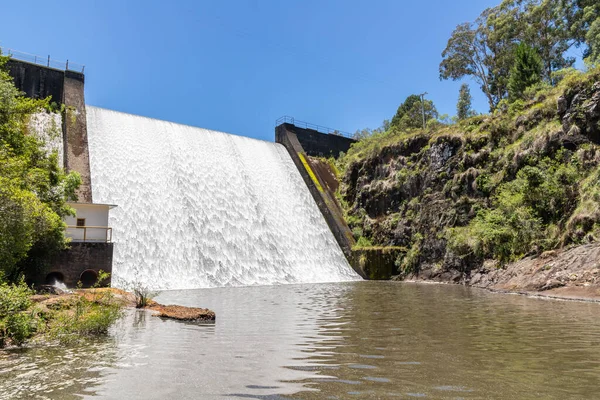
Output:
1,281,600,399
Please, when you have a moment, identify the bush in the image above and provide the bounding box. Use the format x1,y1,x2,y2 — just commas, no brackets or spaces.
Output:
0,280,37,347
133,284,156,308
45,290,123,343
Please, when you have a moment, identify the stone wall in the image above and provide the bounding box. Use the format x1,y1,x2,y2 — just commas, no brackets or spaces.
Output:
43,243,113,287
63,71,93,202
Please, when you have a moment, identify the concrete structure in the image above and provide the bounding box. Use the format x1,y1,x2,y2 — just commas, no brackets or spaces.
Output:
274,118,357,158
6,54,112,287
7,58,93,202
7,59,64,102
44,243,114,288
64,203,116,243
292,125,357,158
276,123,366,278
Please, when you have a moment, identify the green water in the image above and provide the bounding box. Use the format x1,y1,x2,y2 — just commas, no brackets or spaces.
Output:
1,281,599,399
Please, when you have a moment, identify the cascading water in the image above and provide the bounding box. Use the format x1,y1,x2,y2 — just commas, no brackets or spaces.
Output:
86,106,360,290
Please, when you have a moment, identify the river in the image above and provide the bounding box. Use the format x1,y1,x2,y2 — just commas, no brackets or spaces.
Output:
1,281,599,399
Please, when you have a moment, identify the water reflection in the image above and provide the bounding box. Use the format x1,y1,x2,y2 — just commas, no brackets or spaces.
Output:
1,282,599,399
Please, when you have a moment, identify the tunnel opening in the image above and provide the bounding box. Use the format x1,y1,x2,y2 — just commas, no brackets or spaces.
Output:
45,271,65,286
79,269,98,288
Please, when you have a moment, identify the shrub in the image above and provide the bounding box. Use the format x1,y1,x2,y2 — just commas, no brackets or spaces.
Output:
0,280,37,347
133,284,156,308
355,236,373,248
45,290,123,343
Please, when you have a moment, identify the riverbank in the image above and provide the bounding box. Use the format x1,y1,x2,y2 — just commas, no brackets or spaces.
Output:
400,242,600,303
1,287,215,349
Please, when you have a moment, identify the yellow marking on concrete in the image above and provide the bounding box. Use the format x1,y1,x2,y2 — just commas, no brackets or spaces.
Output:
298,152,324,192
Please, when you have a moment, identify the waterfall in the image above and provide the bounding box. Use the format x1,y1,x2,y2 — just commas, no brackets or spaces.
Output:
86,107,359,290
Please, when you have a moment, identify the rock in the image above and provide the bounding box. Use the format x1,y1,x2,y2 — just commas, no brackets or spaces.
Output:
150,304,215,322
541,279,566,291
35,285,65,295
568,124,581,136
557,96,568,115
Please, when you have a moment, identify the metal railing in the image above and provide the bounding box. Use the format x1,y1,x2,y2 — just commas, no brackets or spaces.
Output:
276,116,353,138
66,226,112,243
0,46,85,73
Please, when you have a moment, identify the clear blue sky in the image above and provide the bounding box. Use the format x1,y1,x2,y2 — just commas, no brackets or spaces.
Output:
1,0,501,142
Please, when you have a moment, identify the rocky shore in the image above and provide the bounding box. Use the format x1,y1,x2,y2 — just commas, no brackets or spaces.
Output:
401,242,600,302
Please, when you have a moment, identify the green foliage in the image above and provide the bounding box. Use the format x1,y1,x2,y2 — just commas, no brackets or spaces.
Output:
45,292,123,343
449,153,580,262
391,95,438,130
401,233,423,273
560,0,600,62
0,280,37,347
0,53,81,282
355,236,373,248
508,43,543,101
441,0,583,109
457,83,475,120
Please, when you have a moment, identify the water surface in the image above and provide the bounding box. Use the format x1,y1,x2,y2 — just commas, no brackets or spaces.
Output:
1,281,599,399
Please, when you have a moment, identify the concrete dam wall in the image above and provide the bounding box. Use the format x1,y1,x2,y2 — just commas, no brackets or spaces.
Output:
86,107,360,289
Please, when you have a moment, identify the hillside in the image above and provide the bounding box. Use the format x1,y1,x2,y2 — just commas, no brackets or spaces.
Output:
337,67,600,290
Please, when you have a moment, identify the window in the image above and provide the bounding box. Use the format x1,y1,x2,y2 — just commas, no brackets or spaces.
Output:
76,218,86,227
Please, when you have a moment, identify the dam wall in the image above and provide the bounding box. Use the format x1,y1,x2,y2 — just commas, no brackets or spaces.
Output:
275,123,365,278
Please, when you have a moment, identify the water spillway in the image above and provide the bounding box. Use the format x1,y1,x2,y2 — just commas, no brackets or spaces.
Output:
86,107,359,290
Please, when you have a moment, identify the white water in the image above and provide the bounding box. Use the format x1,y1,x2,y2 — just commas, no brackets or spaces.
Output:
86,107,359,290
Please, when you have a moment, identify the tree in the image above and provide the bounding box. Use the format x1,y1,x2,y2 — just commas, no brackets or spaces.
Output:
0,54,81,283
441,1,577,109
508,43,543,101
440,5,519,111
391,95,438,130
517,0,575,80
560,0,600,62
457,83,475,120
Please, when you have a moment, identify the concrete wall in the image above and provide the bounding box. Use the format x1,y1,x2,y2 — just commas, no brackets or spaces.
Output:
63,71,93,202
6,59,64,103
43,243,113,288
6,59,93,203
285,123,357,158
276,124,365,278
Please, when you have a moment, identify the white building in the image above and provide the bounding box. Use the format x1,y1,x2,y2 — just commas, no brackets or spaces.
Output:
64,202,117,242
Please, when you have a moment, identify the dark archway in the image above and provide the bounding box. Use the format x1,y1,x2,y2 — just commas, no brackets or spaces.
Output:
45,272,65,285
79,269,98,288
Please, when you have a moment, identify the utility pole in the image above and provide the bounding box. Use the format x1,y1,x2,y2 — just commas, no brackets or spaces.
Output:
419,92,428,129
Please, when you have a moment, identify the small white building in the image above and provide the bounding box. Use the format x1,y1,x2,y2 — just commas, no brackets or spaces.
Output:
64,202,117,243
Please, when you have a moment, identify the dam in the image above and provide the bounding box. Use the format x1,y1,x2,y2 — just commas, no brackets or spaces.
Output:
86,107,359,289
5,52,364,289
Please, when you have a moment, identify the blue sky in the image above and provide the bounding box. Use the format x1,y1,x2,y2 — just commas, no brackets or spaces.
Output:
1,0,503,142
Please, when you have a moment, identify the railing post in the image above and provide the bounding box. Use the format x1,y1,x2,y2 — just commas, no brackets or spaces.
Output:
83,227,87,242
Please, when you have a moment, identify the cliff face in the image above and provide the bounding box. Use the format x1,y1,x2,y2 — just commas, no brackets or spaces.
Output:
339,68,600,283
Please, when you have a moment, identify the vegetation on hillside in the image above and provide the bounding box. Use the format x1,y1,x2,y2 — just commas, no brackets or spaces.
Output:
339,14,600,277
